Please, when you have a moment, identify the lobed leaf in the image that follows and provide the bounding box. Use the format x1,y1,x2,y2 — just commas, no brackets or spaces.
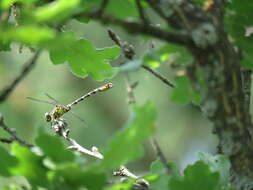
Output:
34,0,80,23
0,39,11,51
49,32,120,81
101,102,156,169
198,152,231,186
106,0,138,19
0,25,55,45
10,143,49,187
51,163,106,190
35,130,75,163
169,161,220,190
0,0,36,9
150,160,170,190
0,146,17,177
226,0,253,68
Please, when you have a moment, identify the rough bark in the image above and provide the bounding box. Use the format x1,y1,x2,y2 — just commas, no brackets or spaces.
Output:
146,0,253,189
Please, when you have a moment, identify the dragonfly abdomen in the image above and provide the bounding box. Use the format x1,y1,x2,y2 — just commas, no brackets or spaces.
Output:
67,83,113,107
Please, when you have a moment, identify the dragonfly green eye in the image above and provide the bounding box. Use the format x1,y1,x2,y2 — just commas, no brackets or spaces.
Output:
45,112,52,122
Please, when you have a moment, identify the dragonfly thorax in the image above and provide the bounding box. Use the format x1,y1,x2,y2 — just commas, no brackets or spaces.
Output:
45,106,71,122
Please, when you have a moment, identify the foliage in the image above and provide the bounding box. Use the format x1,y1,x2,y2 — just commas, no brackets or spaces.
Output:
0,0,251,189
0,102,157,189
147,153,234,190
101,102,156,169
0,137,234,190
225,0,253,68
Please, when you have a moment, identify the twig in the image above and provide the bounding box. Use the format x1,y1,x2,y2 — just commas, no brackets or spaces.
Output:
172,3,192,31
145,0,170,25
0,50,41,103
108,29,175,88
108,29,135,59
152,138,171,174
51,120,150,189
51,119,104,159
77,12,191,46
0,137,14,144
124,73,137,104
135,0,149,24
113,166,150,189
95,0,110,16
108,29,138,105
142,65,175,88
0,113,33,147
113,165,138,179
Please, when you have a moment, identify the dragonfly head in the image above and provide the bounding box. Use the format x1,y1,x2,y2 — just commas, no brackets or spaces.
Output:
45,112,52,122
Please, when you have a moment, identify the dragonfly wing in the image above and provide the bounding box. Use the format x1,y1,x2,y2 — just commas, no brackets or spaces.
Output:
44,93,62,105
69,110,89,127
44,93,68,108
27,97,57,106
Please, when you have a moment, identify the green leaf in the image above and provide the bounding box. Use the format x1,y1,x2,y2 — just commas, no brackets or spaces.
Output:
0,0,36,9
49,32,119,81
0,146,17,176
52,163,106,190
170,76,201,104
150,160,170,190
35,130,75,163
10,143,49,187
105,179,135,190
198,152,231,186
150,159,167,175
0,39,11,51
101,102,156,169
106,0,138,19
0,25,55,45
169,161,220,190
168,161,180,177
35,0,80,23
143,44,193,68
226,0,253,68
2,185,19,190
0,0,16,9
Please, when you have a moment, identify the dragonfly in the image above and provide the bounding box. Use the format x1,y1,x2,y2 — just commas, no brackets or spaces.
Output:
27,83,113,125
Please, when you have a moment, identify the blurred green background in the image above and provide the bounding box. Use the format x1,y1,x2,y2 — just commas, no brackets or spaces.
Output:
0,19,217,174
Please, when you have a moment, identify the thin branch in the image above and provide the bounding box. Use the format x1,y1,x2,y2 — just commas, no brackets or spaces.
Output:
95,0,110,16
77,12,191,46
0,50,41,103
135,0,149,24
172,3,192,31
107,29,175,88
142,65,175,88
0,113,33,147
113,166,150,189
124,73,137,104
51,120,150,189
113,165,138,179
145,0,170,24
67,138,104,159
51,119,104,159
0,137,14,144
152,138,171,174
